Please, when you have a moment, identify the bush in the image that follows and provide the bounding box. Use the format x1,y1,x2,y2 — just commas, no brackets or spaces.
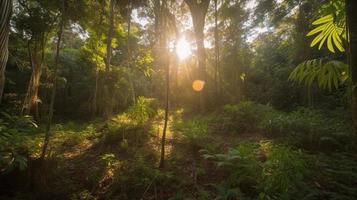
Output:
260,108,354,150
173,117,211,151
127,96,158,124
202,141,311,200
0,112,39,173
219,101,275,134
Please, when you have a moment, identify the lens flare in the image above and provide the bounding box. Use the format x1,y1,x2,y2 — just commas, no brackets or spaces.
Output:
192,80,205,92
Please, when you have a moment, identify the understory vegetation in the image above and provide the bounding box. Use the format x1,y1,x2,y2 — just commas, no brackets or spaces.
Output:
1,100,356,199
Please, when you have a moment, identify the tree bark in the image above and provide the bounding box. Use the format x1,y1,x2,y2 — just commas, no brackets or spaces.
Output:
23,37,45,120
0,0,12,104
184,0,210,82
346,0,357,134
184,0,210,111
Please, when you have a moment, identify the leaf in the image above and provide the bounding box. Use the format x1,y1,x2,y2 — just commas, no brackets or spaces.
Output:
312,15,333,25
307,14,346,53
289,59,348,91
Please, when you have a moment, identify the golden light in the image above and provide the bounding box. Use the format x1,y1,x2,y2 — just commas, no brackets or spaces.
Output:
176,37,192,60
192,80,205,92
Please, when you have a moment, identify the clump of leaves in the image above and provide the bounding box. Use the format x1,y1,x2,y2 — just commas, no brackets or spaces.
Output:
173,117,211,151
0,112,38,173
127,96,157,124
219,101,275,133
202,142,311,200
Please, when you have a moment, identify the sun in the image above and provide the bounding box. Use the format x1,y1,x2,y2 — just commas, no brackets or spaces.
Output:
176,37,192,60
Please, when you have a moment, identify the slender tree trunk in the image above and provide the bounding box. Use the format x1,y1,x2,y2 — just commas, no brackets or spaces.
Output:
214,0,219,93
127,2,136,104
103,0,115,119
105,0,114,72
0,0,12,104
92,68,99,118
346,0,357,134
159,0,170,169
40,7,64,161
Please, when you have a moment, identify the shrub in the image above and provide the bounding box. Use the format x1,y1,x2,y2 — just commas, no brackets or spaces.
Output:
260,108,354,150
173,117,211,151
220,101,275,134
127,96,158,124
202,141,311,200
0,112,38,173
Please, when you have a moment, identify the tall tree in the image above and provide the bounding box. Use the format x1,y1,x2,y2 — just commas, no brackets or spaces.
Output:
214,0,220,92
159,0,170,169
184,0,210,82
40,0,65,161
184,0,210,110
0,0,12,103
103,0,115,119
346,0,357,134
15,0,58,119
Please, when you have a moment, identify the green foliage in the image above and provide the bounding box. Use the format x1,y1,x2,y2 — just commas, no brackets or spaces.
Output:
312,153,357,199
289,58,348,91
127,96,157,124
260,107,354,150
107,157,160,200
307,15,345,53
259,143,309,199
70,190,96,200
202,142,311,200
307,0,346,53
0,112,38,173
220,101,275,133
173,116,211,151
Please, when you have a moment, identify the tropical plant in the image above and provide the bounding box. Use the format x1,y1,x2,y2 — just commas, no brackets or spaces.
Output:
289,58,349,91
306,0,346,53
290,0,348,92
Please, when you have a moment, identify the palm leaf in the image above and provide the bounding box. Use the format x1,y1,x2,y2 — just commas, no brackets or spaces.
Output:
307,15,346,53
289,58,348,91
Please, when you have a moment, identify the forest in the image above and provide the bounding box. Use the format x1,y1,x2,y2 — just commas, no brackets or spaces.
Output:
0,0,357,199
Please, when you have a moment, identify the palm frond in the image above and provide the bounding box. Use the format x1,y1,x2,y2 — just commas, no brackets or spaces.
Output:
307,15,346,53
289,58,348,91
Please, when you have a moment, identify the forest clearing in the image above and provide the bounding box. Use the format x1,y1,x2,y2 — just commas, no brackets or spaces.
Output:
0,0,357,199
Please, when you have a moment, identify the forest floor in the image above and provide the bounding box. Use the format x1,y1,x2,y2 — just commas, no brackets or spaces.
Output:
1,104,357,200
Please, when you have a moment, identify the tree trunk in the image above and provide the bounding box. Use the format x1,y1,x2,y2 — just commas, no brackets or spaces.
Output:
0,0,12,104
105,0,114,72
346,0,357,134
214,0,220,93
103,0,115,119
127,2,136,104
184,0,210,111
23,37,45,120
159,0,170,169
40,9,64,161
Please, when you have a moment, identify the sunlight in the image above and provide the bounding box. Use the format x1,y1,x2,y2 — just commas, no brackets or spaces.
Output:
176,37,192,60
